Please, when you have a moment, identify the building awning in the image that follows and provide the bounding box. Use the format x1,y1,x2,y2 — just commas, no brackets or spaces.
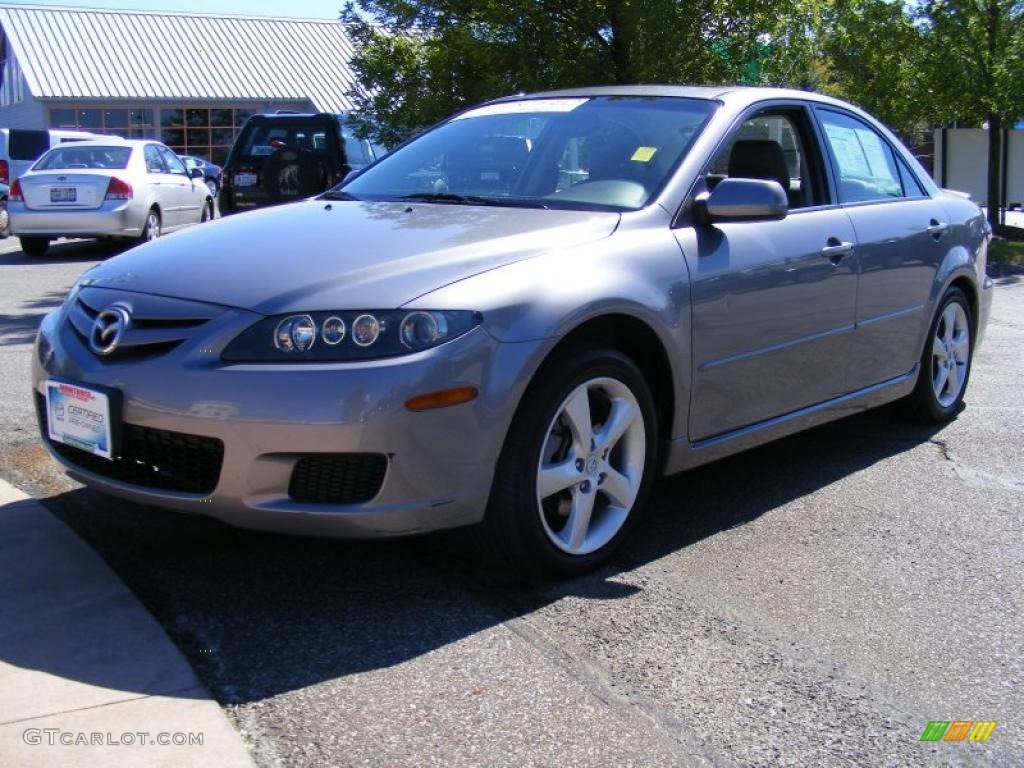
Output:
0,4,363,112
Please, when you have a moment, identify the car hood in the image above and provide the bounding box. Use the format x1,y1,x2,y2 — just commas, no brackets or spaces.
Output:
82,200,620,314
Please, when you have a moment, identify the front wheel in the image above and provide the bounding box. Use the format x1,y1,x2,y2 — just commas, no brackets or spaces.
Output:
907,287,973,422
480,344,657,578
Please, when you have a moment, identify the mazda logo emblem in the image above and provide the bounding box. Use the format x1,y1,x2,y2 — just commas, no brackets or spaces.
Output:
89,307,131,356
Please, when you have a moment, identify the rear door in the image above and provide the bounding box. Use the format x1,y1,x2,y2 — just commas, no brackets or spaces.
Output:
678,104,860,441
143,144,184,227
158,146,201,224
814,108,948,389
226,117,336,208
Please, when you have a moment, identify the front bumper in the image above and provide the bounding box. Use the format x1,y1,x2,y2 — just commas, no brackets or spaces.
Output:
10,200,143,238
33,300,539,537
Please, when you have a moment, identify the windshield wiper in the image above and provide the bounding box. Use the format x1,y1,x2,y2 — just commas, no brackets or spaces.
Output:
319,190,361,201
395,192,481,205
395,192,549,209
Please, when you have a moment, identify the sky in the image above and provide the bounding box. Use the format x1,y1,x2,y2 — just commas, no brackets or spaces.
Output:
6,0,345,19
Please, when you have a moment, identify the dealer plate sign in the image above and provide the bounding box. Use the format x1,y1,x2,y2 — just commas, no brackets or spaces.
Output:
45,380,114,460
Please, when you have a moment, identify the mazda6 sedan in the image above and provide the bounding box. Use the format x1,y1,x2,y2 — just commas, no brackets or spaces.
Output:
10,139,213,258
33,86,992,576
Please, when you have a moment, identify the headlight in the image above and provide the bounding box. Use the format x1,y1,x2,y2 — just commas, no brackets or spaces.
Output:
221,310,481,362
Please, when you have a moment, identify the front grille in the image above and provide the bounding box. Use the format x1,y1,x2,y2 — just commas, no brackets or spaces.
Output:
288,454,388,504
67,287,220,363
36,393,223,495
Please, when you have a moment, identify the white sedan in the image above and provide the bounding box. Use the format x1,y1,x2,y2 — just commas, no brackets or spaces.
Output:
9,139,213,258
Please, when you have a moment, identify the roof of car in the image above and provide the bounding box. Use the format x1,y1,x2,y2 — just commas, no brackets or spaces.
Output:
44,139,148,148
494,85,851,109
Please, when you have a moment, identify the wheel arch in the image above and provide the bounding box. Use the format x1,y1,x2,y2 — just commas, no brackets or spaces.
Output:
521,312,678,473
948,274,978,338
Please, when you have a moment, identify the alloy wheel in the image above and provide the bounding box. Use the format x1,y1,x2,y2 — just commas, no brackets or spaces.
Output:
536,377,646,556
931,302,970,408
145,212,160,241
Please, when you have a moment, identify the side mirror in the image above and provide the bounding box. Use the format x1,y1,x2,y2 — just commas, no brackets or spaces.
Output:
189,167,204,180
701,177,788,223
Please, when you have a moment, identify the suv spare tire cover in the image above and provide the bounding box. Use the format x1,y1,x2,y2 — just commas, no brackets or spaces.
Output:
262,147,325,201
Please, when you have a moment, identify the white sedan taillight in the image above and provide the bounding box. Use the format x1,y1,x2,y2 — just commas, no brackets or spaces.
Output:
105,177,133,200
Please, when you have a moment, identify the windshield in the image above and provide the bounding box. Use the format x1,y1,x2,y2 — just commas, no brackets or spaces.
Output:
341,96,716,211
34,145,131,170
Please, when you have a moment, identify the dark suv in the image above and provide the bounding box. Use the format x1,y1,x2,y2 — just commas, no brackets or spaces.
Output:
218,112,384,215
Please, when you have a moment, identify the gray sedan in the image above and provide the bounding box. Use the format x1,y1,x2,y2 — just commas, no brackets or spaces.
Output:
32,86,992,576
10,139,213,258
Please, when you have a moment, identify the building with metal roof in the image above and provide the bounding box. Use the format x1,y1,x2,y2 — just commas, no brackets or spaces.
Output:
0,4,364,164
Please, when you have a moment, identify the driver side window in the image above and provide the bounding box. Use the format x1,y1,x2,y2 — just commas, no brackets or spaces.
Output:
709,112,822,210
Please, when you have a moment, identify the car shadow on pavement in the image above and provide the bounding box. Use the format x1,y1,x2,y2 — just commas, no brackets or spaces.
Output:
0,237,126,265
9,402,946,706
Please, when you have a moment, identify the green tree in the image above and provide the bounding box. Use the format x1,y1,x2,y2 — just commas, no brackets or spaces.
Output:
920,0,1024,228
817,0,930,141
341,0,819,146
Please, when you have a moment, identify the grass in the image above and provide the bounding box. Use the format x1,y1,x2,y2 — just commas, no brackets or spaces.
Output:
989,237,1024,265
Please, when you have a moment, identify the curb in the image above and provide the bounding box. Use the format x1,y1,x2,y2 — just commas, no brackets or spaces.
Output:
0,478,255,767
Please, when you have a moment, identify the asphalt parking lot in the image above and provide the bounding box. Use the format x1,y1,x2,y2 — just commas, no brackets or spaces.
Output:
0,235,1021,767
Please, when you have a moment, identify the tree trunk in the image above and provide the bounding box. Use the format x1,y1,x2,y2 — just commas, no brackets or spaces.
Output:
987,112,1002,231
605,0,632,83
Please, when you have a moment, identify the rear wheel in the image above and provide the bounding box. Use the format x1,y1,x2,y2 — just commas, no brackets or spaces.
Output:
137,208,160,245
19,236,50,258
907,287,973,422
480,344,657,578
0,200,9,238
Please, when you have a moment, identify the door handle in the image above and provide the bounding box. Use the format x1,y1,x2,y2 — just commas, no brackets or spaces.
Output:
927,219,949,238
821,238,854,265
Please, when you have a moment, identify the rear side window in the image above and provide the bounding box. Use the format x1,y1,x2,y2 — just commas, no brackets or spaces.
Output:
144,145,166,173
897,158,926,197
8,129,50,161
817,110,903,203
35,146,131,170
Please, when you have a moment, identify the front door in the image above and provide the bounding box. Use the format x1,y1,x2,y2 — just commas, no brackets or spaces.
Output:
677,107,860,441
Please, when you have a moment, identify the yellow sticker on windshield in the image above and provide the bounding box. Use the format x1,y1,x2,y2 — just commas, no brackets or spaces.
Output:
631,146,658,162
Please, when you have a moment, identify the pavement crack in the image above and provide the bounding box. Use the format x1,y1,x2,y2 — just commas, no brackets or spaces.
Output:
928,438,953,462
500,611,734,768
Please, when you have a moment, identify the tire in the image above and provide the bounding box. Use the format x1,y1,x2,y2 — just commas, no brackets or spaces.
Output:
907,287,973,422
0,200,9,239
136,208,160,245
19,236,50,258
479,344,658,578
201,200,212,223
